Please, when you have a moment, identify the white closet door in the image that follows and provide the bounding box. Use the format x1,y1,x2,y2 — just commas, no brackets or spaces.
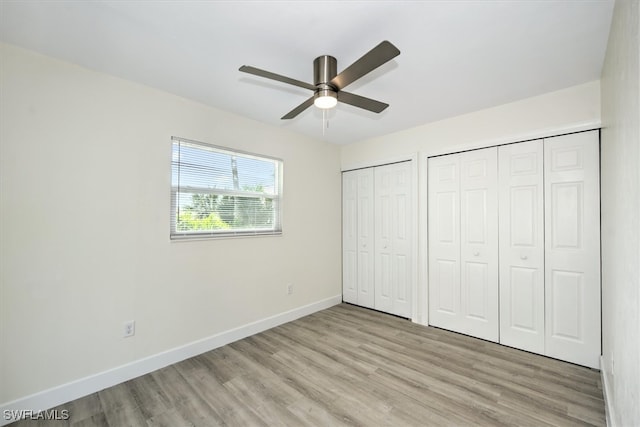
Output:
428,148,498,340
428,154,463,332
356,168,376,308
342,171,358,304
544,131,601,369
342,169,375,308
459,147,499,342
375,162,412,318
498,140,545,353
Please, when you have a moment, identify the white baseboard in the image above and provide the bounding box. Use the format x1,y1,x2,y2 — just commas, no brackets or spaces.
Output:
601,355,616,427
0,295,342,426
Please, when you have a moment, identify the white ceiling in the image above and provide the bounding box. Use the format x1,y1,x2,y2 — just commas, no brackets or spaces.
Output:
0,1,614,145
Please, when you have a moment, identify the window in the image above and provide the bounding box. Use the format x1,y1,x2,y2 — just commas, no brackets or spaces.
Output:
171,137,282,239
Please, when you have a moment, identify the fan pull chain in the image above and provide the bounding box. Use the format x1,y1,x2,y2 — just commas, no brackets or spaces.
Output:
322,109,328,136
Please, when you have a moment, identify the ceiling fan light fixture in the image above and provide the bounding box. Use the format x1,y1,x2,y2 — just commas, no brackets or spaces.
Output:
239,41,400,119
314,89,338,109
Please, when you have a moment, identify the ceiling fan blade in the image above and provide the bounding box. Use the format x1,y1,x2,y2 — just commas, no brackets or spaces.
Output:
239,65,316,91
330,41,400,90
338,91,389,113
281,96,315,120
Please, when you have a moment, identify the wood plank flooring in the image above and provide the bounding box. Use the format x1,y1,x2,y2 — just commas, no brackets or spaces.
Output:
9,303,605,426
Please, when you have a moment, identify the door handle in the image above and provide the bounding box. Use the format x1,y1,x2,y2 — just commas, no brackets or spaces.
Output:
521,255,528,260
474,251,480,256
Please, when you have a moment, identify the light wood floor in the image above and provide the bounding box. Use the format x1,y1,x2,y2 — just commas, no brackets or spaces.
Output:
10,303,605,426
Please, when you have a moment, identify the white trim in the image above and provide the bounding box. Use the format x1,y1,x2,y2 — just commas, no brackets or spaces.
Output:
341,153,416,172
601,355,616,427
0,295,342,426
424,121,601,158
409,153,420,323
417,149,430,326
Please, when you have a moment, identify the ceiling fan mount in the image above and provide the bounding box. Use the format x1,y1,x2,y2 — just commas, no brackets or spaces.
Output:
314,55,338,87
239,41,400,120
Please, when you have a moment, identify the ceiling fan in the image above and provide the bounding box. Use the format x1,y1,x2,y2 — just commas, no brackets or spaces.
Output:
239,41,400,120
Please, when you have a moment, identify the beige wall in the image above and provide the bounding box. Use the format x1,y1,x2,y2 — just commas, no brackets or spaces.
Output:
341,80,601,169
600,0,640,425
0,43,342,404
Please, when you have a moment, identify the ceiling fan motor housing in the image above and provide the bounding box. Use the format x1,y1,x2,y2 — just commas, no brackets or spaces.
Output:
314,55,337,91
313,55,338,86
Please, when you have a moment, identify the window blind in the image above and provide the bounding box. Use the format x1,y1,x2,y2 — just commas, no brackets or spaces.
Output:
171,137,282,239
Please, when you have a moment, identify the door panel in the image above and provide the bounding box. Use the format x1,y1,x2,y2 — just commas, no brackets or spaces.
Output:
465,189,488,244
464,261,489,320
436,192,457,243
396,194,407,240
342,172,358,304
375,162,412,317
435,259,457,313
390,162,412,317
509,266,539,332
550,182,583,250
428,155,461,330
549,269,583,340
379,253,391,299
511,186,536,246
342,169,375,308
460,148,499,342
544,130,600,369
429,148,498,340
357,169,375,308
498,140,545,353
396,254,408,302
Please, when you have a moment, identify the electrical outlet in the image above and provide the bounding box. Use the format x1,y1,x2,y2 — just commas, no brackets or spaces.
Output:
123,320,135,338
287,284,294,295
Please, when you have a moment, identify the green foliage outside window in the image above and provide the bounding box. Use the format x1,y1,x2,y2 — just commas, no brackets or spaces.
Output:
176,187,274,232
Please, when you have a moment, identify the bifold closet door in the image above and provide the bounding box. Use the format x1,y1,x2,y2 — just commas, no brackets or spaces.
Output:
459,148,499,341
374,162,412,318
428,147,499,342
428,154,462,332
544,131,601,369
342,168,375,308
498,140,545,353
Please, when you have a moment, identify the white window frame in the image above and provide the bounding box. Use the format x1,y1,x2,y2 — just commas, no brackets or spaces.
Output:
170,136,283,240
